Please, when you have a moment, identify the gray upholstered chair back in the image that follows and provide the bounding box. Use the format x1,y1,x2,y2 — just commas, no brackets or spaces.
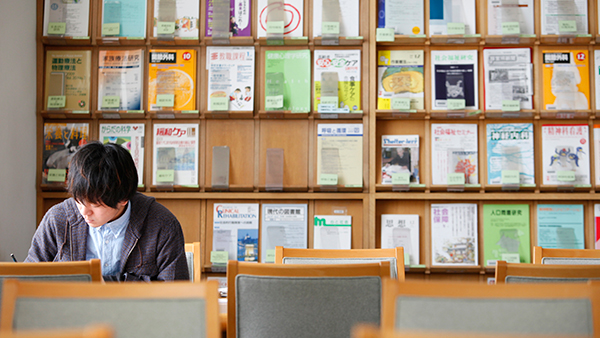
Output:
236,275,382,338
282,257,399,279
394,296,594,336
11,296,208,338
542,257,600,265
185,251,194,281
505,276,595,283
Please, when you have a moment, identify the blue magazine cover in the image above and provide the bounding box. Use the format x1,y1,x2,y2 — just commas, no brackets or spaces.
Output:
537,204,584,249
486,123,534,185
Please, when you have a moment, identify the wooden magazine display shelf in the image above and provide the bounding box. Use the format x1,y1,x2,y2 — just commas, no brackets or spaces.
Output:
34,0,600,281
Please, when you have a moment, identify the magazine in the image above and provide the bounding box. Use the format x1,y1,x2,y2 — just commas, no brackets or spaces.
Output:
44,50,91,111
313,0,359,37
153,0,199,38
42,123,89,185
381,214,419,265
487,0,534,35
257,0,304,38
213,203,259,261
377,50,424,110
314,49,361,112
541,0,588,35
483,48,533,110
314,215,351,249
483,204,530,266
381,135,419,184
431,123,478,185
206,0,251,37
101,0,146,37
429,0,476,35
537,204,584,249
431,49,478,110
43,0,90,37
431,203,478,266
97,49,144,111
152,123,199,186
317,124,363,187
207,46,255,111
99,123,145,186
260,204,308,262
148,49,196,111
542,50,590,110
486,123,534,185
541,124,590,185
378,0,424,35
264,49,310,112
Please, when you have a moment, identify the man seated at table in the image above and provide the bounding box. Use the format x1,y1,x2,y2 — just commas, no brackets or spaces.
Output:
25,141,189,281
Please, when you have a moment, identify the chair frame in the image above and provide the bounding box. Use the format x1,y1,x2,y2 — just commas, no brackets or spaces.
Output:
495,260,600,283
274,246,405,281
0,260,102,282
185,242,202,282
351,325,583,338
0,325,113,338
227,260,391,338
533,246,600,264
381,279,600,334
0,279,220,338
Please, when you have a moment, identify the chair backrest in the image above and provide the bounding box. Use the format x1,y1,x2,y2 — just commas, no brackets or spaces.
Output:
274,246,405,281
381,279,600,336
495,261,600,284
0,260,102,319
351,325,588,338
0,279,220,338
0,325,113,338
533,246,600,265
227,260,391,338
185,242,201,282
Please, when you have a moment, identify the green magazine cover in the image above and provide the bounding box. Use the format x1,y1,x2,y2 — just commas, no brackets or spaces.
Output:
264,49,310,113
483,204,531,266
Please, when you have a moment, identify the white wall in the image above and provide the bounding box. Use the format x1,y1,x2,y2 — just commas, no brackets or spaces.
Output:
0,1,38,261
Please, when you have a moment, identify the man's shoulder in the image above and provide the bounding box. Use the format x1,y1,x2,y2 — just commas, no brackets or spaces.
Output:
45,198,78,221
131,192,178,225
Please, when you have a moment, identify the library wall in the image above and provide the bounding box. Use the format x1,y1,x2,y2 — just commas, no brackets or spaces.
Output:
35,0,600,281
0,1,37,262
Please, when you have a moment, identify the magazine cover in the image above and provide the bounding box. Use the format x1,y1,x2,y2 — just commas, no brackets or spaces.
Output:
431,49,478,110
260,204,308,262
312,0,359,37
542,50,590,110
431,203,478,266
381,135,419,184
541,0,588,35
152,123,199,186
314,49,361,112
257,0,303,38
148,49,196,111
486,123,534,185
102,0,147,37
99,123,145,186
153,0,199,38
541,124,590,185
429,0,476,35
537,204,584,249
487,0,534,35
98,49,144,110
44,50,91,111
595,204,600,249
213,203,259,261
42,123,89,184
264,50,310,112
317,124,363,187
483,48,533,111
43,0,90,37
377,50,424,110
483,204,531,266
381,214,420,265
378,0,424,35
595,125,600,186
314,215,351,249
206,0,251,37
431,123,478,185
207,46,255,111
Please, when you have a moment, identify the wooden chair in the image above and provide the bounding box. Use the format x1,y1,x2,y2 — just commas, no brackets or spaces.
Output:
0,279,220,338
274,246,405,280
533,246,600,265
185,242,201,282
495,260,600,284
227,260,391,338
381,279,600,336
0,325,113,338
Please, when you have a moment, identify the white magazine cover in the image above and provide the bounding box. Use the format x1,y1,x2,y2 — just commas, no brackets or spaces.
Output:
541,124,590,185
213,203,259,262
382,0,424,35
429,0,476,35
257,0,304,38
595,50,600,110
381,135,420,184
431,50,478,110
431,123,478,185
541,0,588,34
314,49,361,112
313,0,359,37
43,0,90,37
206,46,255,111
99,123,145,186
153,0,199,38
381,214,419,265
152,123,199,186
595,203,600,249
97,49,144,111
431,203,478,266
260,204,308,262
483,48,533,110
313,215,351,249
595,124,600,186
487,0,534,35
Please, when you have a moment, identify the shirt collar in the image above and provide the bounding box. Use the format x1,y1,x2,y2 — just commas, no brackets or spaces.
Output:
93,201,131,238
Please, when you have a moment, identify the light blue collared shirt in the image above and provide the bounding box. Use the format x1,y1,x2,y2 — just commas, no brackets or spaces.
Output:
85,201,131,276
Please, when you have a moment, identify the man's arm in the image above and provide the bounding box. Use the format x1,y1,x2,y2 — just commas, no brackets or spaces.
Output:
24,206,64,262
153,217,189,281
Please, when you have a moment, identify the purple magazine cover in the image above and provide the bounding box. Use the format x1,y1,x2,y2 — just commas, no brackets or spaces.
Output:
206,0,251,36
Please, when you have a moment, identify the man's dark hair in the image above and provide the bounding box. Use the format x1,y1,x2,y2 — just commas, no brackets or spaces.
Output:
68,141,138,208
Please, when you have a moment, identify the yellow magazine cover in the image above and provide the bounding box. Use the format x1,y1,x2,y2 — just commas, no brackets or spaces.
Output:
148,49,196,111
44,50,91,111
542,50,590,110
